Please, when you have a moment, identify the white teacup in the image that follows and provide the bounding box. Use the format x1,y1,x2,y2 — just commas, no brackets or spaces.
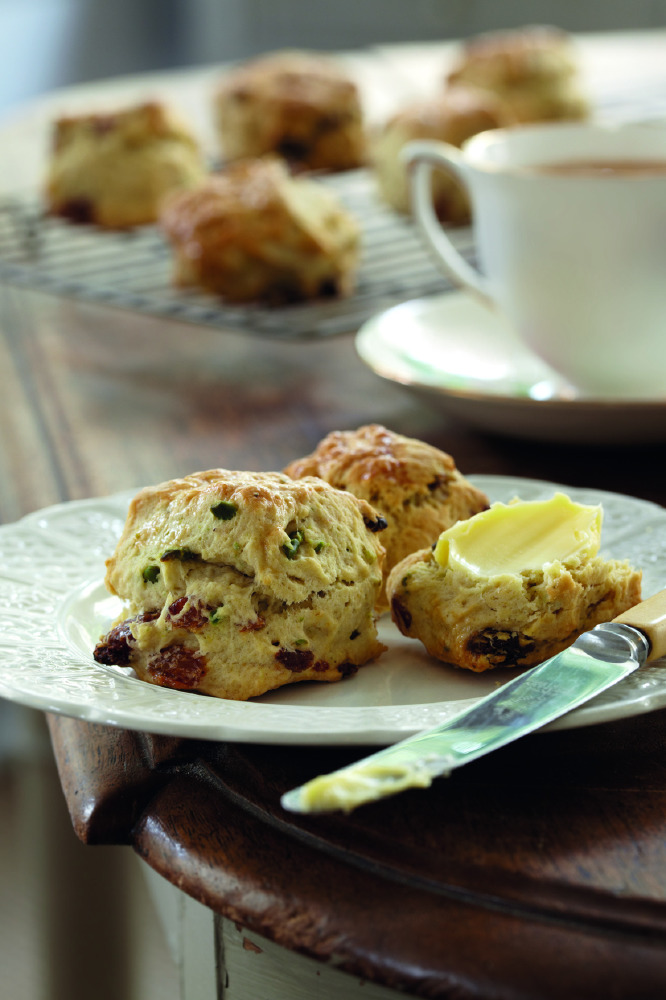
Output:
404,122,666,398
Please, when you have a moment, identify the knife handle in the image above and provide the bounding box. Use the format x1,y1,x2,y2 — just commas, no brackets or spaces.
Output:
614,589,666,660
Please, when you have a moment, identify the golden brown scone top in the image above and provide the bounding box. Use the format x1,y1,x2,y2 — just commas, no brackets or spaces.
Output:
215,49,365,171
106,468,387,610
447,25,579,88
161,158,287,243
217,49,360,113
285,424,455,491
284,425,489,605
445,25,589,124
51,101,200,154
45,100,206,228
381,85,512,148
159,155,360,302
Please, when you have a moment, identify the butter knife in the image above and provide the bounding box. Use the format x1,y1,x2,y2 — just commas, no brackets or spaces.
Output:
281,589,666,814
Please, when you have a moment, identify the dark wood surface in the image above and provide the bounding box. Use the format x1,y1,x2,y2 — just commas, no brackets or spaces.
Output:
5,283,666,998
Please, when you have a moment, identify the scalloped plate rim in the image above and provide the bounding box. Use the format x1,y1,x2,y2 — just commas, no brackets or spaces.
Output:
0,476,665,745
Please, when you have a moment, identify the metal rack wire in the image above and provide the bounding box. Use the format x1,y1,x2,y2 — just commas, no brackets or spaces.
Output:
0,170,474,340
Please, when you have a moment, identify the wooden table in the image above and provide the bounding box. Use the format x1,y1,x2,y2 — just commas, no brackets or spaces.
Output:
3,32,666,1000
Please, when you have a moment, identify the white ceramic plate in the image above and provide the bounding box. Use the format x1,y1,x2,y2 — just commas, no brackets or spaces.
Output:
355,292,666,445
1,476,666,745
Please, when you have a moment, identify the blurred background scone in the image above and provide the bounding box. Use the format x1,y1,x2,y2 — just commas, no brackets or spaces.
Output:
446,25,589,123
215,49,366,171
45,101,206,228
284,424,489,606
372,86,513,223
93,469,387,700
160,155,360,303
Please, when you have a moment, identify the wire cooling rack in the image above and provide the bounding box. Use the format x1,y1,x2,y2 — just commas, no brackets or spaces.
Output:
0,170,474,340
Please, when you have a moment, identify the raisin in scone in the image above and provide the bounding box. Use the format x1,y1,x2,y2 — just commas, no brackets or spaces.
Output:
45,101,206,228
284,425,488,607
387,494,642,672
446,25,589,124
93,470,387,700
373,86,512,222
214,49,365,171
159,156,360,303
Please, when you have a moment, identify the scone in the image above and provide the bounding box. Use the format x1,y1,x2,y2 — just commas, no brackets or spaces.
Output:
446,25,589,124
214,49,365,171
93,470,387,700
373,86,512,222
45,101,206,228
387,493,642,672
159,156,360,303
284,424,489,606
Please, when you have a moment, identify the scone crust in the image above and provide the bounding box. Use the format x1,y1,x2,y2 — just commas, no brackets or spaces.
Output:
373,86,512,220
387,546,642,672
446,26,589,123
45,101,206,228
284,424,489,604
160,156,360,302
215,50,365,171
95,470,386,700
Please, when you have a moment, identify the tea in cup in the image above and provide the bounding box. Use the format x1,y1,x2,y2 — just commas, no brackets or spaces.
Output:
404,122,666,398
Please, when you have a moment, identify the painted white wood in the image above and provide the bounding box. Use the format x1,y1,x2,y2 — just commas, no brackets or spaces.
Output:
141,864,218,1000
218,918,402,1000
141,859,184,967
181,894,218,1000
140,863,402,999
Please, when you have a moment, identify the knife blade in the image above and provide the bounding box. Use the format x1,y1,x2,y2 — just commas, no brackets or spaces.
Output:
281,589,666,814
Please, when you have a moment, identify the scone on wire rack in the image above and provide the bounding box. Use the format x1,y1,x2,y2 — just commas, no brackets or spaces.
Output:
159,155,360,303
445,25,589,124
214,49,366,172
372,86,512,223
93,470,387,700
387,493,642,673
284,424,489,608
45,101,206,228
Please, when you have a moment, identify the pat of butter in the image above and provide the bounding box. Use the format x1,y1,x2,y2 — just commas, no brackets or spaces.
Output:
433,493,602,577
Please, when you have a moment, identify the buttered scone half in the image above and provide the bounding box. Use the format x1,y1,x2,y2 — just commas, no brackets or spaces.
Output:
373,86,512,222
446,25,589,124
215,49,365,171
160,156,360,303
387,493,642,672
284,424,489,607
93,470,387,700
45,101,206,228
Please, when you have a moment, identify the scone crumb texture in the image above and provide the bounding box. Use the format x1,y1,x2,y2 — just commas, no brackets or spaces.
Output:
95,469,387,700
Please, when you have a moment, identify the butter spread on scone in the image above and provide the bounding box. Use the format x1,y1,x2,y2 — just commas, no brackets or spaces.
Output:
387,493,642,672
45,101,206,229
160,156,360,303
214,49,365,171
93,470,387,700
433,492,600,575
284,424,489,608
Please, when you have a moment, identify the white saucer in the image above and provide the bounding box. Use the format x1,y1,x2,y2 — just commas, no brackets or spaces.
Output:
355,292,666,444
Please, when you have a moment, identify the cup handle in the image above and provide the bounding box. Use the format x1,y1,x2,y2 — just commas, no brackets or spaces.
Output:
403,139,493,309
